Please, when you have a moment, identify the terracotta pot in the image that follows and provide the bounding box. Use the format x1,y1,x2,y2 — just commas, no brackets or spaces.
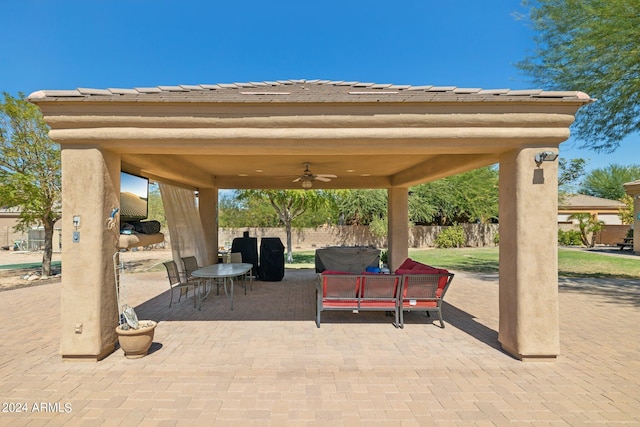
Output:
115,321,157,359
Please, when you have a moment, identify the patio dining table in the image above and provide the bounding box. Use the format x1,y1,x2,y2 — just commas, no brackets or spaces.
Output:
192,262,252,310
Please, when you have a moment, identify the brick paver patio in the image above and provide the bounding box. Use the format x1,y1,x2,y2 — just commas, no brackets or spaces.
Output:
1,266,639,425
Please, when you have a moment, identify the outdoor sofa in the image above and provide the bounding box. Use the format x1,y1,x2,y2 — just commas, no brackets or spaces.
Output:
316,258,454,328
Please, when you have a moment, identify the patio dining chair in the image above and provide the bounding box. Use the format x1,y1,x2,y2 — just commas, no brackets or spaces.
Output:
182,255,222,296
162,260,200,309
230,252,253,293
181,256,202,283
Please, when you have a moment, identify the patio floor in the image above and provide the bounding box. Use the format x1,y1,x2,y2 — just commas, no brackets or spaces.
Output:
1,267,639,425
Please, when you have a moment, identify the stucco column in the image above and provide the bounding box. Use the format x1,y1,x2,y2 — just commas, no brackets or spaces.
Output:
60,147,121,361
635,197,640,254
498,147,560,361
198,188,219,265
623,181,640,254
387,187,409,271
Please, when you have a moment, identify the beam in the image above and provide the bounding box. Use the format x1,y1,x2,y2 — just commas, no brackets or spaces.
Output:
43,113,578,129
122,154,215,189
390,154,499,187
216,175,391,190
49,127,571,156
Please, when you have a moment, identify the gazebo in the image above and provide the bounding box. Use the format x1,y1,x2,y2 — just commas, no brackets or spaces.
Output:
29,79,592,361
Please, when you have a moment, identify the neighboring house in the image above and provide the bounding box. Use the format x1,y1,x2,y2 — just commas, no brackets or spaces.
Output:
558,194,625,225
558,194,629,245
0,206,62,252
0,207,26,250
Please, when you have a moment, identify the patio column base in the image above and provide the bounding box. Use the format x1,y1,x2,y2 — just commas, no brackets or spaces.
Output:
61,345,115,362
500,342,558,362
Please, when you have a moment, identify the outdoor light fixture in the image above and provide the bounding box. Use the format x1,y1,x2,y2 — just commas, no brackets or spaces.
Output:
535,151,559,165
301,179,312,189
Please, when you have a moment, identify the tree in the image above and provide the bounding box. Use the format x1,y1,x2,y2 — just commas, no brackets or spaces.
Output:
236,190,329,262
410,167,499,225
219,191,279,227
0,93,61,276
568,212,604,248
579,164,640,200
558,157,587,194
147,184,167,229
618,194,634,225
518,0,640,152
336,189,387,226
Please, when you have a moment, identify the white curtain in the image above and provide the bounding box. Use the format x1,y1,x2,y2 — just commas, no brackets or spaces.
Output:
158,182,208,270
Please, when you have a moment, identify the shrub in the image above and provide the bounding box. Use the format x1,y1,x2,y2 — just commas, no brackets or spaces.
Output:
558,229,583,246
435,224,465,248
369,216,387,239
380,249,388,265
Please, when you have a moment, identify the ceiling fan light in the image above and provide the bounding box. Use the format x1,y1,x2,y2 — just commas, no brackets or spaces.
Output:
301,180,312,189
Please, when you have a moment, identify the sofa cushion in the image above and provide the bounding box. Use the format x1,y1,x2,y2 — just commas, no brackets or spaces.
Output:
402,299,438,308
397,258,420,271
395,259,450,292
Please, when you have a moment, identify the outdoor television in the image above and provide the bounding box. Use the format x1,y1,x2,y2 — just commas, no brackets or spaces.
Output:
120,172,149,222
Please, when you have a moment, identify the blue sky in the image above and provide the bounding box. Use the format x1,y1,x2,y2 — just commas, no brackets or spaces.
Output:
1,0,637,173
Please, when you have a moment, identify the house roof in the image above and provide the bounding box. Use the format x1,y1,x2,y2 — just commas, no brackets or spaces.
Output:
623,180,640,196
559,194,625,210
0,207,21,216
28,79,592,104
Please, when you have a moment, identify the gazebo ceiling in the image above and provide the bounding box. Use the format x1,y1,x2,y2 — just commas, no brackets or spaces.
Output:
29,79,592,190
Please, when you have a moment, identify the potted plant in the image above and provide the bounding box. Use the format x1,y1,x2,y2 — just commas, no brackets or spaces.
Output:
380,249,388,268
115,307,157,359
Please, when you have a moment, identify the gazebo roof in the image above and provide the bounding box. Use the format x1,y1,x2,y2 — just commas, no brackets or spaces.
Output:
29,79,592,190
29,79,590,104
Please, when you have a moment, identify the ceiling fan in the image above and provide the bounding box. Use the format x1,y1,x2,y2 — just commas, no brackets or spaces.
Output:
292,163,337,189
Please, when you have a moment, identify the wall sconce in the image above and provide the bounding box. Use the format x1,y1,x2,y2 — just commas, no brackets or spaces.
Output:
301,179,312,189
535,151,559,166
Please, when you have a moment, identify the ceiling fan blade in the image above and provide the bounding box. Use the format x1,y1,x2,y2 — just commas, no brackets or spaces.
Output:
316,174,337,178
315,176,332,182
292,177,302,182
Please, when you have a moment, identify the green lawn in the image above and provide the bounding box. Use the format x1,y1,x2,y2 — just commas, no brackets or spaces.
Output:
0,260,62,271
4,248,636,280
287,248,640,279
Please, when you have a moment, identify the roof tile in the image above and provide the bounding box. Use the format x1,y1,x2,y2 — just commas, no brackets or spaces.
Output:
27,79,594,104
134,87,163,93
